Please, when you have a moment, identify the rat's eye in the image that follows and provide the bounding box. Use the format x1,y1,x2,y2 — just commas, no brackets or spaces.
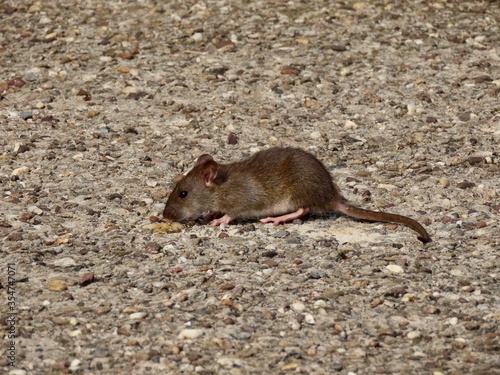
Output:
179,190,188,198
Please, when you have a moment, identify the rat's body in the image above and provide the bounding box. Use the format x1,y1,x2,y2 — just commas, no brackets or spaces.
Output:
163,147,431,243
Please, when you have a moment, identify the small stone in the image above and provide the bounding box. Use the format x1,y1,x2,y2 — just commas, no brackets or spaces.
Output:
304,313,315,324
227,132,238,145
263,250,278,258
291,302,306,312
7,232,23,241
407,330,422,340
308,270,326,279
62,292,74,300
145,242,162,253
457,112,471,122
262,258,278,267
386,264,404,274
27,205,43,215
344,120,357,129
80,272,94,286
452,338,466,349
212,39,234,49
19,111,33,120
281,66,300,75
450,268,463,276
426,116,438,123
413,132,425,142
309,131,321,140
476,221,487,229
53,257,76,267
438,178,449,188
423,306,440,314
48,281,68,291
178,329,204,339
272,230,289,238
220,283,235,290
464,321,480,330
8,77,26,87
192,32,203,42
12,166,30,176
331,45,347,52
69,359,81,371
449,317,459,325
20,212,33,222
457,181,475,189
24,73,38,81
67,329,82,337
468,156,485,165
9,370,27,375
41,81,54,89
129,312,148,320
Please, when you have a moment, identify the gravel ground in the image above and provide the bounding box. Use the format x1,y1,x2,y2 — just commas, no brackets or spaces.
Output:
1,0,499,374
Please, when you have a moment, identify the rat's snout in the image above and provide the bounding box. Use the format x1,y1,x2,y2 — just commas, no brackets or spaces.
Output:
162,205,178,220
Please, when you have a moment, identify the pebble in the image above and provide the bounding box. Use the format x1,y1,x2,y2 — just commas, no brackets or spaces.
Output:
407,331,422,340
48,281,68,291
80,272,95,286
178,329,204,339
291,302,306,312
438,178,449,188
8,77,26,87
272,230,289,238
304,313,315,324
309,131,321,139
129,312,148,320
24,73,38,81
385,264,404,274
9,370,27,375
308,270,326,279
53,257,76,267
344,120,357,129
69,359,81,371
19,111,33,120
449,317,459,325
68,329,82,337
27,205,43,215
450,268,463,276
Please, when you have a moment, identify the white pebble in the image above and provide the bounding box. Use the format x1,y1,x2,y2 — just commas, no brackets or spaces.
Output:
129,312,148,320
9,370,27,375
178,328,204,339
27,205,43,215
450,268,463,276
449,317,459,325
53,257,76,267
344,120,357,129
192,32,203,42
407,330,422,339
69,358,81,371
309,131,322,140
67,329,82,337
386,264,404,274
313,299,327,308
377,183,397,190
304,313,315,324
12,166,30,176
291,302,306,312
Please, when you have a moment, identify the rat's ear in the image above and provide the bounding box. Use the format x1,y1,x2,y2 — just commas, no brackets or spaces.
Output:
201,160,218,186
195,154,214,166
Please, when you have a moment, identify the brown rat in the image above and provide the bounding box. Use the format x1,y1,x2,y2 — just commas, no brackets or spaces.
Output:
163,147,431,243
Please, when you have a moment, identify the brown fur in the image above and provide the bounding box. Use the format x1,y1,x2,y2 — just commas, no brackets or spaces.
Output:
163,147,431,243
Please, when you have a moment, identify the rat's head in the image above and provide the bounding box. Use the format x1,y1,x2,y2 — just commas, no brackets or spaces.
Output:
163,154,219,221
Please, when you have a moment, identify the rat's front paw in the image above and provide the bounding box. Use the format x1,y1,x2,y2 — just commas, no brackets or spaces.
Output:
210,214,232,226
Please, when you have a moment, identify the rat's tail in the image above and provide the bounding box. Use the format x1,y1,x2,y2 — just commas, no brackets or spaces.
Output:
333,201,431,243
